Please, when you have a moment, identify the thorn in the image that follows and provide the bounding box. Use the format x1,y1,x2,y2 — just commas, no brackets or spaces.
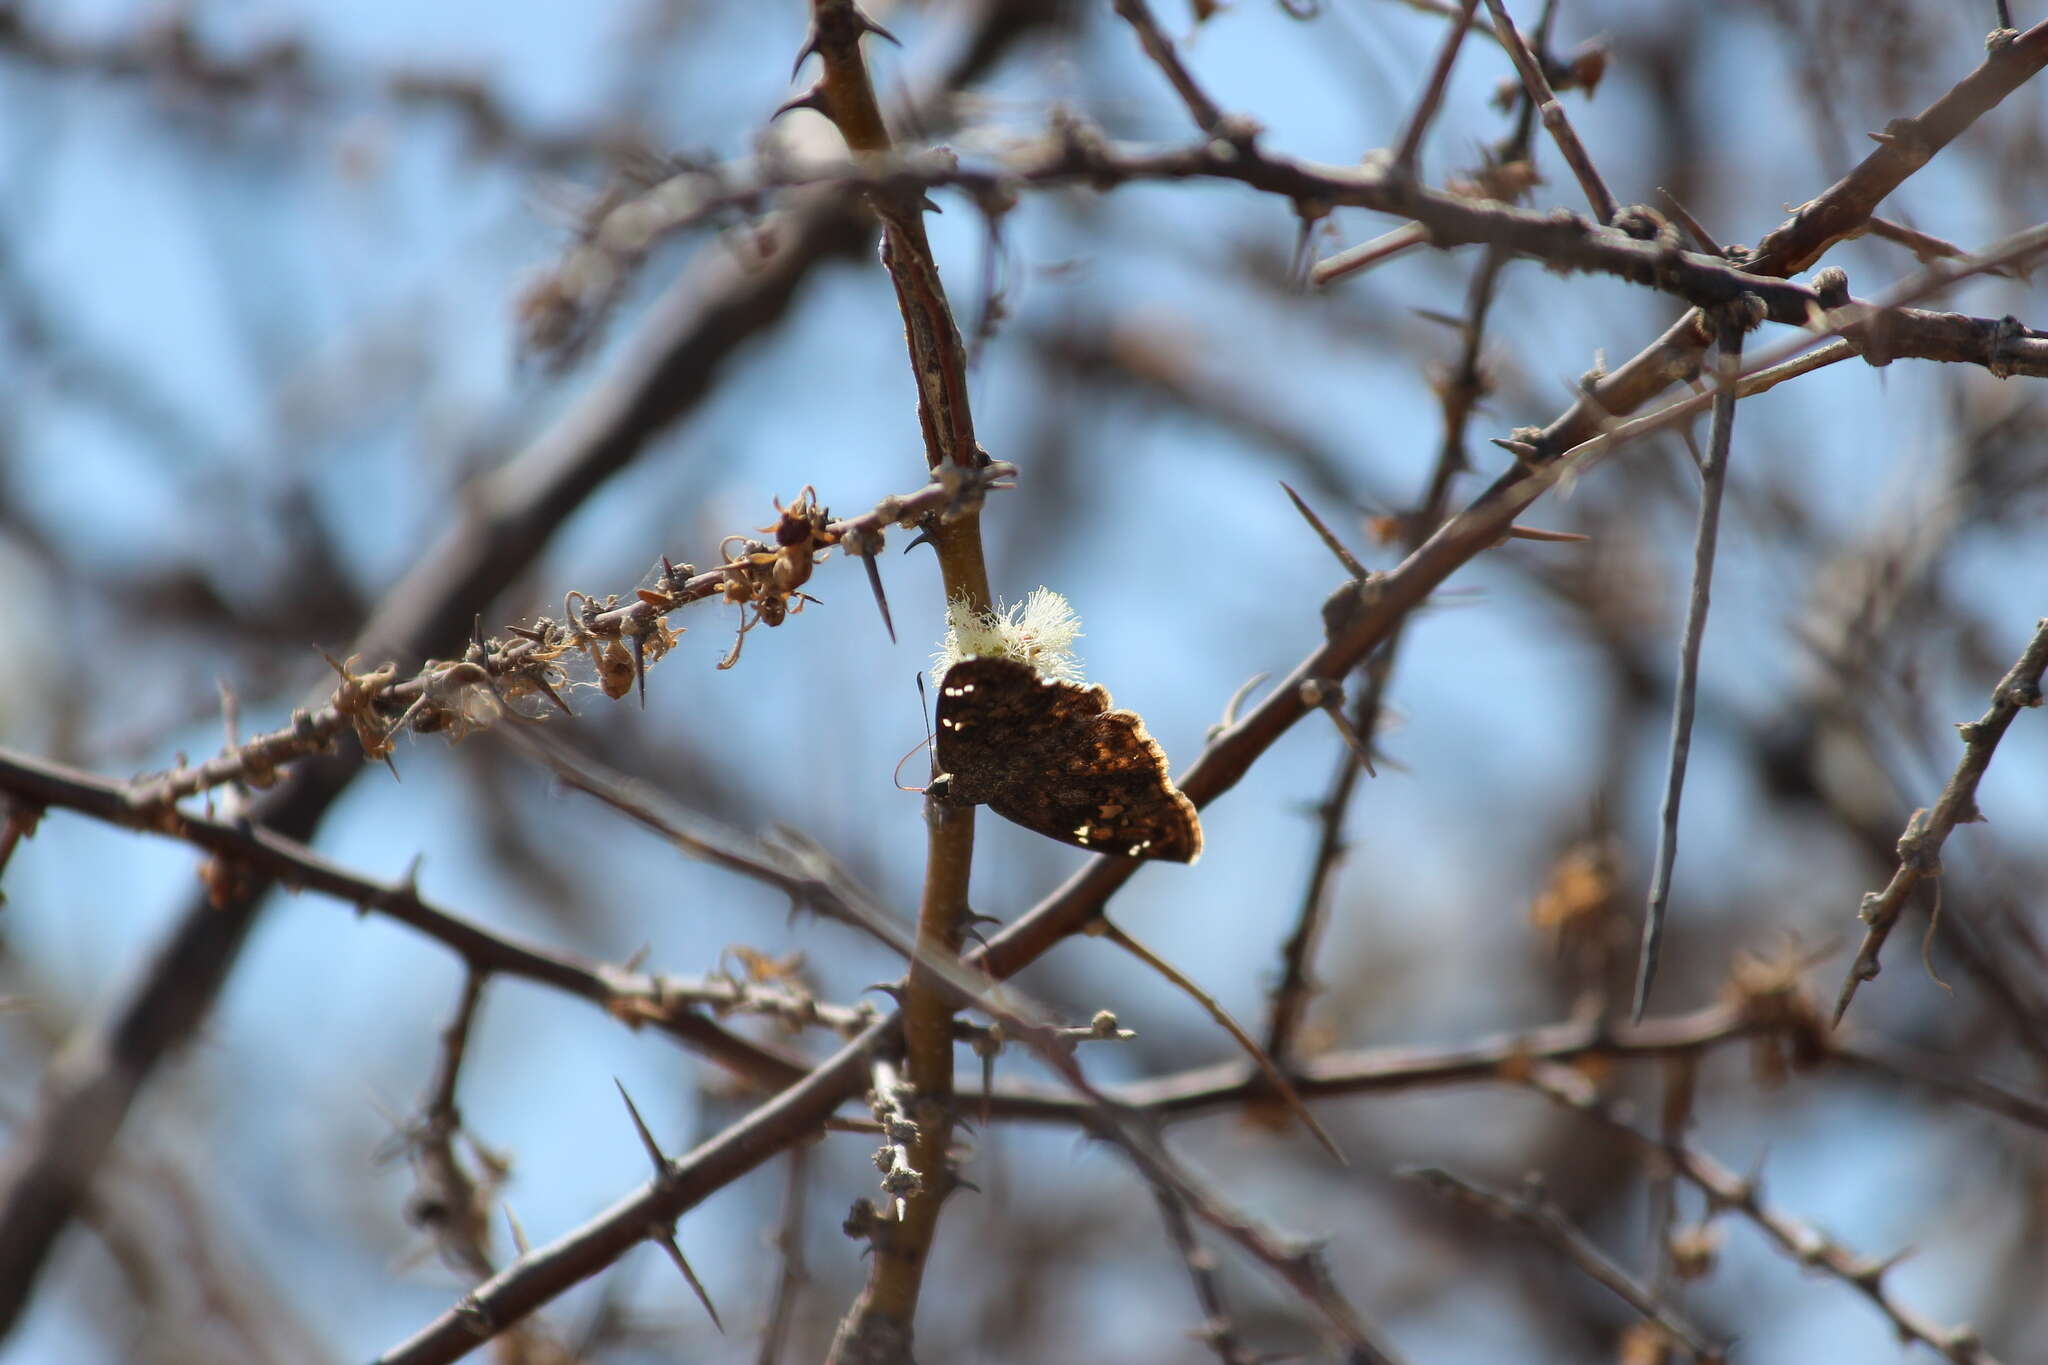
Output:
902,520,934,554
1301,678,1376,777
1503,524,1590,543
217,677,240,748
504,1203,530,1256
789,28,822,81
622,942,651,974
855,8,901,46
1492,436,1544,470
614,1079,671,1178
1280,482,1368,579
773,85,828,121
631,630,647,709
1221,672,1270,730
860,547,897,643
656,1230,724,1331
1657,185,1722,254
530,673,574,717
1410,307,1469,332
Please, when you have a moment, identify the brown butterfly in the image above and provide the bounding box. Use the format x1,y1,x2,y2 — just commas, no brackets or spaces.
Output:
933,655,1202,863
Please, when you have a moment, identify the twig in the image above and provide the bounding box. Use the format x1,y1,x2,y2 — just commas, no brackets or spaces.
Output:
982,998,1765,1121
754,1146,813,1365
1097,1118,1404,1365
1093,918,1346,1163
1649,1056,1695,1296
118,465,1012,811
403,971,498,1281
1265,705,1370,1062
1403,1167,1722,1361
536,132,2048,382
794,9,997,1359
1392,0,1480,177
1525,1063,2003,1365
1834,617,2048,1023
1861,214,2022,278
1478,0,1615,222
1309,222,1432,285
1634,311,1751,1020
1831,1040,2048,1134
1380,0,1504,47
501,726,911,948
0,746,816,1086
1112,0,1227,135
1146,1175,1258,1365
1036,1073,1404,1365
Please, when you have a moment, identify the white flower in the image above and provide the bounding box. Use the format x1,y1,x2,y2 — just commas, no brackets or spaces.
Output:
932,587,1084,686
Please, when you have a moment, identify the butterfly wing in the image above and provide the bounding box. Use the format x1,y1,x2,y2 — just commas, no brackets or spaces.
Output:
988,706,1202,862
935,656,1202,863
934,657,1105,805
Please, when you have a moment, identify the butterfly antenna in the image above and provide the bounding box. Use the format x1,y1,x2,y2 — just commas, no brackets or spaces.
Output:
891,739,934,793
892,673,939,793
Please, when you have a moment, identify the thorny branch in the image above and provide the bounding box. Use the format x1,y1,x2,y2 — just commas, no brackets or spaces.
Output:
534,124,2048,375
399,972,506,1285
528,104,2048,384
1834,617,2048,1024
1146,1175,1257,1365
1527,1063,2004,1365
1403,1166,1723,1362
791,4,996,1360
118,464,1011,812
1478,0,1616,222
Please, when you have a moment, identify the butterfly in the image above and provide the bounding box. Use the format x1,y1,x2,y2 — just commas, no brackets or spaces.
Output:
933,655,1202,863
